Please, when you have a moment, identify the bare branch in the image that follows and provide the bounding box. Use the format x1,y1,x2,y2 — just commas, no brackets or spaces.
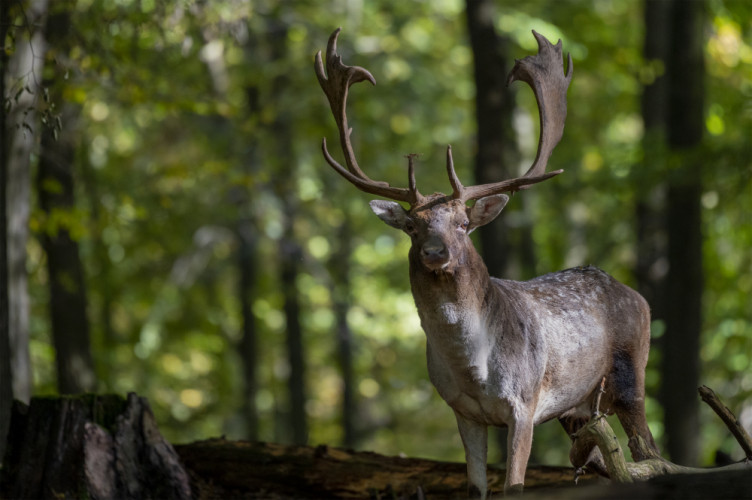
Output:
698,385,752,460
582,385,752,483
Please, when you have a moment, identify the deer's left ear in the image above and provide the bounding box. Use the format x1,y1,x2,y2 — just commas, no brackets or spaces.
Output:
468,194,509,233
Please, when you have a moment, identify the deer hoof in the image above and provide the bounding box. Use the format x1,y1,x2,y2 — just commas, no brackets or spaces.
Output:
467,484,484,499
504,483,524,496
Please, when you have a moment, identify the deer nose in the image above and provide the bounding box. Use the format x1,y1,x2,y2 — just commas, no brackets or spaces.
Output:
420,239,448,269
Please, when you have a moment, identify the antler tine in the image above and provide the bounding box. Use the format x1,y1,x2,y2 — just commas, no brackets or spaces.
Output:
406,154,419,195
457,30,571,202
315,28,423,206
446,145,464,199
315,28,375,181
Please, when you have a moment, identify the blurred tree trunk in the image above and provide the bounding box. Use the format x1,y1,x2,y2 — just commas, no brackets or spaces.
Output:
268,16,308,446
36,6,96,394
464,0,520,463
661,0,705,466
233,98,259,439
79,141,117,390
279,230,307,445
0,0,13,465
198,16,262,441
5,0,49,405
635,0,670,321
465,0,516,278
329,218,356,449
235,74,261,444
37,101,96,393
236,218,259,441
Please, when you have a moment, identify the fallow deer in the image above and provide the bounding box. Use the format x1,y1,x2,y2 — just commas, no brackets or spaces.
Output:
315,28,658,497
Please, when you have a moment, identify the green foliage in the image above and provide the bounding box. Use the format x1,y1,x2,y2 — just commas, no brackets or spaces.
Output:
13,0,752,466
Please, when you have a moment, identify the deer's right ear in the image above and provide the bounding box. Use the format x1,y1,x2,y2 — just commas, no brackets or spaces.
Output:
468,194,509,232
369,200,409,230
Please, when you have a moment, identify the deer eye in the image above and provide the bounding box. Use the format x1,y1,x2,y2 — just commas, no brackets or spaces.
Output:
404,221,416,234
459,220,470,231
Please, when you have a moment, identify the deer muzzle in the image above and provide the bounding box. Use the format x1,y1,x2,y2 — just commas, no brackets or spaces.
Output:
420,238,449,271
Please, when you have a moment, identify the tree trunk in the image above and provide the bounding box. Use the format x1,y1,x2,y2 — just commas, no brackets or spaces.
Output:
198,21,263,441
635,0,670,321
465,0,517,280
37,100,97,393
0,0,13,465
329,218,356,449
235,75,261,445
37,7,96,394
267,14,308,446
280,233,307,445
79,140,117,389
661,0,705,466
5,0,49,405
237,219,259,441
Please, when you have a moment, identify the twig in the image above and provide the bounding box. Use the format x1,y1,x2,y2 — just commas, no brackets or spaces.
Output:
698,385,752,460
592,377,606,417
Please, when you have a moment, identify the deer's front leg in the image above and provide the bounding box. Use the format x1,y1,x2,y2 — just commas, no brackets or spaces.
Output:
505,413,534,495
455,412,488,499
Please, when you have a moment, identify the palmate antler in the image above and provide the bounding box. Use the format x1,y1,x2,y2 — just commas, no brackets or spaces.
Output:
451,30,572,202
315,28,572,207
314,28,425,206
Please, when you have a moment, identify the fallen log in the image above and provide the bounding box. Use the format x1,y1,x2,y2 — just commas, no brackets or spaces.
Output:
174,439,602,499
174,438,752,499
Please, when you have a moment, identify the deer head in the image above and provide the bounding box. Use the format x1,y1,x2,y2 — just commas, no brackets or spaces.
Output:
314,28,572,275
369,190,508,274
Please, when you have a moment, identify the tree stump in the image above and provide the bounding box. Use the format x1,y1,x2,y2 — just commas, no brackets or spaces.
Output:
0,392,191,499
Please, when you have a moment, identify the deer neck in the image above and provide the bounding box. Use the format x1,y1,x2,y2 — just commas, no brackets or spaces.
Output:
408,245,493,337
